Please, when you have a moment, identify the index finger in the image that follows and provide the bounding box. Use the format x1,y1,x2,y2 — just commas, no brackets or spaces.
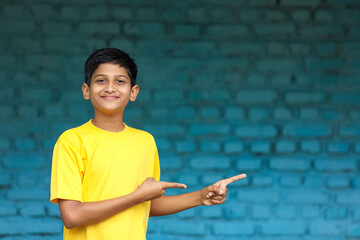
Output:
221,173,247,186
161,181,187,189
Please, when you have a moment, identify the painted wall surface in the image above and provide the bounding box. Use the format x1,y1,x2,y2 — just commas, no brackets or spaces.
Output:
0,0,360,239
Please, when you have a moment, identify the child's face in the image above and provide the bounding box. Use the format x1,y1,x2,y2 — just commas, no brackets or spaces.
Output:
82,63,139,115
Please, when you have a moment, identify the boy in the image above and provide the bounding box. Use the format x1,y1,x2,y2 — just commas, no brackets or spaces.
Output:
50,48,246,240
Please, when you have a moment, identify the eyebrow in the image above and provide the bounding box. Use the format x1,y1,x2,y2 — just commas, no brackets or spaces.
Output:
94,74,129,80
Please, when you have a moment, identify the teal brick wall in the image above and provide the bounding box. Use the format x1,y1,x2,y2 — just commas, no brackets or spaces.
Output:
0,0,360,239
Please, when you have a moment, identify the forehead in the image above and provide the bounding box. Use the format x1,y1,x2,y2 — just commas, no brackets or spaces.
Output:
92,63,129,78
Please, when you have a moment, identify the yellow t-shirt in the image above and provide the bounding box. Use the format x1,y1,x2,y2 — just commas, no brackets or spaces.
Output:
50,120,160,240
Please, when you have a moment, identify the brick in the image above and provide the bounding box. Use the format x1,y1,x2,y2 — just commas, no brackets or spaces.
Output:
124,22,165,35
200,140,221,152
0,105,13,117
343,43,360,55
265,10,286,21
0,217,62,235
290,43,311,54
252,204,271,219
25,55,69,71
177,208,195,219
189,124,230,135
262,221,306,235
3,153,46,169
236,157,262,172
304,176,324,188
213,222,254,236
18,105,38,117
202,174,225,185
306,57,345,71
78,22,120,35
239,9,260,21
47,203,61,217
337,192,360,204
274,108,292,119
162,222,205,235
150,108,170,119
292,10,310,21
61,6,81,18
200,107,220,118
271,74,292,85
7,188,49,201
327,142,349,154
251,142,270,154
255,24,295,35
144,124,185,136
340,9,360,23
283,123,331,138
347,225,360,237
207,24,248,37
220,42,263,55
315,10,335,22
0,172,11,187
325,207,348,220
174,24,200,37
237,190,279,203
208,58,249,70
286,191,328,204
189,155,230,170
300,108,319,119
137,7,156,20
282,0,320,7
162,8,182,20
353,208,360,221
42,22,72,35
188,90,230,101
267,43,287,54
175,140,196,153
323,110,344,121
252,176,273,187
301,140,321,154
303,206,320,219
270,158,311,172
315,159,357,172
285,92,324,104
249,108,268,120
160,154,182,171
276,206,296,219
15,138,36,150
334,94,360,105
311,221,342,236
0,201,17,216
11,37,41,52
280,176,301,187
224,205,246,219
248,74,266,85
202,207,222,219
236,124,277,138
257,59,297,72
137,40,176,55
224,140,244,154
0,138,11,150
19,203,46,216
225,107,245,119
0,20,36,34
276,141,295,153
301,25,344,38
174,107,195,120
327,178,350,189
187,8,206,21
178,174,199,187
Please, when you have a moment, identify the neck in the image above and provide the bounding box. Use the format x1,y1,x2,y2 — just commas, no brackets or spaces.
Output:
92,112,125,132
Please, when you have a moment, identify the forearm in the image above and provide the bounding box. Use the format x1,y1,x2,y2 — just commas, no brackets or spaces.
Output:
149,190,203,217
59,190,144,229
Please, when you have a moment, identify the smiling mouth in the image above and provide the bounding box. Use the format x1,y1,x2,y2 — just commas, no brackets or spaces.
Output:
101,96,119,100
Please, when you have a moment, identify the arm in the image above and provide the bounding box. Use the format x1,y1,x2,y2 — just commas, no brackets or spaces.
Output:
150,173,247,216
59,177,186,229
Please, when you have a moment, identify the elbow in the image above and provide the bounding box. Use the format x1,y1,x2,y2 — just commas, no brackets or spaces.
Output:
61,212,80,229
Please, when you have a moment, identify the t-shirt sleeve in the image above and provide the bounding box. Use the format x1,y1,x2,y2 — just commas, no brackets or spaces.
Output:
153,141,161,181
50,132,83,204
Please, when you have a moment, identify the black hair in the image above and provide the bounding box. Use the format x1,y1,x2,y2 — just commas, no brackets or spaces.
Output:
84,48,137,87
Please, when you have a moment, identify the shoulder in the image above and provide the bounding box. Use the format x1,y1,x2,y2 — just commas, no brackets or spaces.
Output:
126,125,156,144
56,122,89,145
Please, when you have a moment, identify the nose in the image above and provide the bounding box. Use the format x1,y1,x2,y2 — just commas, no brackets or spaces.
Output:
105,81,115,93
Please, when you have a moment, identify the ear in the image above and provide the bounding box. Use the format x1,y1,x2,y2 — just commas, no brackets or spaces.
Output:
130,85,139,102
82,83,91,100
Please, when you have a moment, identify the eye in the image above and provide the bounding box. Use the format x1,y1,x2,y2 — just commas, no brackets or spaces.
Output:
96,79,105,83
116,79,125,84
